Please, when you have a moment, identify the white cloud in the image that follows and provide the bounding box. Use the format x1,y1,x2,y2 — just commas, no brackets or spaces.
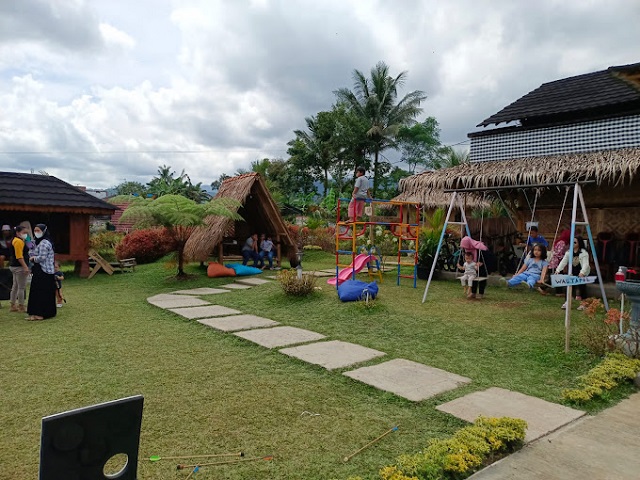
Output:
0,0,639,188
99,23,136,50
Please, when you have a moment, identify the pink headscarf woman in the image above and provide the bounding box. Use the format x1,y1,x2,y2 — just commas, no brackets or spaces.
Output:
460,236,488,262
549,229,571,270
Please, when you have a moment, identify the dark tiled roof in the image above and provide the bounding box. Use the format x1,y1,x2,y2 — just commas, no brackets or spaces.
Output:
479,63,640,126
0,172,116,212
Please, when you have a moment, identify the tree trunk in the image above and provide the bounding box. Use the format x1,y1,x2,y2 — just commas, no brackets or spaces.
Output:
177,243,186,277
323,168,329,198
372,146,380,197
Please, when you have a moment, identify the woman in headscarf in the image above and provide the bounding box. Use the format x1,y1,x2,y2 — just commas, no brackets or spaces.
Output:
459,236,495,299
26,223,57,321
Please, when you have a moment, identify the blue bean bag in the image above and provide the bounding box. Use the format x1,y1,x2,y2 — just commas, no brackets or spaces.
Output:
225,263,263,276
337,280,378,302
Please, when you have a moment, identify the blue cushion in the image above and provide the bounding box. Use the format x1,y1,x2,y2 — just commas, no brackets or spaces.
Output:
337,280,378,302
225,263,263,276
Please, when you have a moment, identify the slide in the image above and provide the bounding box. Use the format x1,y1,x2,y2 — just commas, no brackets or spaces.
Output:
327,254,374,285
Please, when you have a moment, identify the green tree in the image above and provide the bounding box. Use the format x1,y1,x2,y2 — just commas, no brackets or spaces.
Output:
376,166,412,199
120,194,241,277
114,181,148,196
211,173,231,191
397,117,443,172
334,61,426,196
433,147,470,169
147,165,210,203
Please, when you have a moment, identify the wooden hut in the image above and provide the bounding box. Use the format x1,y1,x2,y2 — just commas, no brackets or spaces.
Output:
184,173,296,265
0,172,116,277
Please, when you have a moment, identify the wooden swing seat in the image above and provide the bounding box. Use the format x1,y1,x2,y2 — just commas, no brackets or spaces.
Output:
456,276,488,282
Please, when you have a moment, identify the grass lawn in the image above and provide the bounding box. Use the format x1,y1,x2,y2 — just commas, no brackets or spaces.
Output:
0,251,629,479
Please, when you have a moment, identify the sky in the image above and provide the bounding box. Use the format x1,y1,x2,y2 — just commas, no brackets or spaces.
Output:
1,0,639,189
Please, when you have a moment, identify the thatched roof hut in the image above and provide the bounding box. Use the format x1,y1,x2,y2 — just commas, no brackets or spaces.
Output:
398,148,640,197
184,173,296,263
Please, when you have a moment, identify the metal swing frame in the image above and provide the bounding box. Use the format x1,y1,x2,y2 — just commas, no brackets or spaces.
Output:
421,181,606,353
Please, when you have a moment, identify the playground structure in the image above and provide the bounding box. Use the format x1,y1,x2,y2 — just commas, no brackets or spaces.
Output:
421,181,607,353
331,198,421,287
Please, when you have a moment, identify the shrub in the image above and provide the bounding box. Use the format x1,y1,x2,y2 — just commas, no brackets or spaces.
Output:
286,223,310,247
578,298,629,356
562,352,640,404
307,226,335,253
277,269,317,296
89,231,125,261
377,417,526,480
303,245,323,251
115,227,177,264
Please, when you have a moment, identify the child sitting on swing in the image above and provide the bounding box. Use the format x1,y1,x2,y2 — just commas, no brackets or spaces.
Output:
458,251,477,296
507,243,549,294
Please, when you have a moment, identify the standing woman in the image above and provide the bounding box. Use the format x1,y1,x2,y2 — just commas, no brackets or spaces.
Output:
9,226,30,313
27,224,57,321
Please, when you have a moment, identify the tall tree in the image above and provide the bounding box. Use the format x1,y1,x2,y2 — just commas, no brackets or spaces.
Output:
114,181,148,196
334,61,426,196
120,195,241,277
397,117,443,172
147,165,210,203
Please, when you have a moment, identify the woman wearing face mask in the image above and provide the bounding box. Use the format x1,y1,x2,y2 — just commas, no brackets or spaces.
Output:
9,226,30,313
26,223,57,321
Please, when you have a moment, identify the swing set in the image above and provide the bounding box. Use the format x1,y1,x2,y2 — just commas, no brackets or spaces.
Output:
421,181,607,352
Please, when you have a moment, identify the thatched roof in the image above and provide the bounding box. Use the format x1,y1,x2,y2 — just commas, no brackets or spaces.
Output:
399,148,640,197
393,188,489,209
184,173,296,261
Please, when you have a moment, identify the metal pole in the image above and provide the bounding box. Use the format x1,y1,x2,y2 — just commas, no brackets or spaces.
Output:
565,184,579,353
577,184,609,311
422,192,457,303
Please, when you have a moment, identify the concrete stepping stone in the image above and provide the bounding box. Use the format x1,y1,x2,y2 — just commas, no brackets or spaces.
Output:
436,387,586,443
197,315,279,332
280,340,385,370
169,305,241,319
235,278,271,286
171,288,230,295
148,295,210,309
234,326,326,348
220,283,253,290
344,359,471,402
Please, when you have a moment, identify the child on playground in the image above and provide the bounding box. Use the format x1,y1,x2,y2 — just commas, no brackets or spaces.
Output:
346,166,371,224
54,261,65,307
507,244,549,294
458,251,477,295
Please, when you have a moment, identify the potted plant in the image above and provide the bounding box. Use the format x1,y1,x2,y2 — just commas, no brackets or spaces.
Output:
417,208,445,280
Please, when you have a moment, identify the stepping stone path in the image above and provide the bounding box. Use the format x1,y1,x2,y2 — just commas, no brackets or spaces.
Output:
197,315,279,332
219,283,253,290
169,305,241,319
235,278,272,286
436,387,586,443
234,326,326,348
280,340,385,370
147,295,210,309
171,288,230,295
344,359,471,402
310,271,336,277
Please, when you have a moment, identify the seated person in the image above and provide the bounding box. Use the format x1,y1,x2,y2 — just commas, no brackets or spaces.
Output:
555,235,590,310
507,244,549,294
521,225,548,255
241,233,261,267
259,234,275,270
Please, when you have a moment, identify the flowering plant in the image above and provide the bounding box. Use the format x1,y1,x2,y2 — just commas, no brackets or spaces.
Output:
578,298,630,355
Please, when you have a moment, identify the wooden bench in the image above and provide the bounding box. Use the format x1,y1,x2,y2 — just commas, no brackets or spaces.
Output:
87,250,136,279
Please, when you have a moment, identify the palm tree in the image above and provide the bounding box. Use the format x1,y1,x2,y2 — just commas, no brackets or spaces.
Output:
334,61,426,196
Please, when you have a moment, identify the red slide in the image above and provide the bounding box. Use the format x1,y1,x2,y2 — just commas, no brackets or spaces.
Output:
327,254,373,285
